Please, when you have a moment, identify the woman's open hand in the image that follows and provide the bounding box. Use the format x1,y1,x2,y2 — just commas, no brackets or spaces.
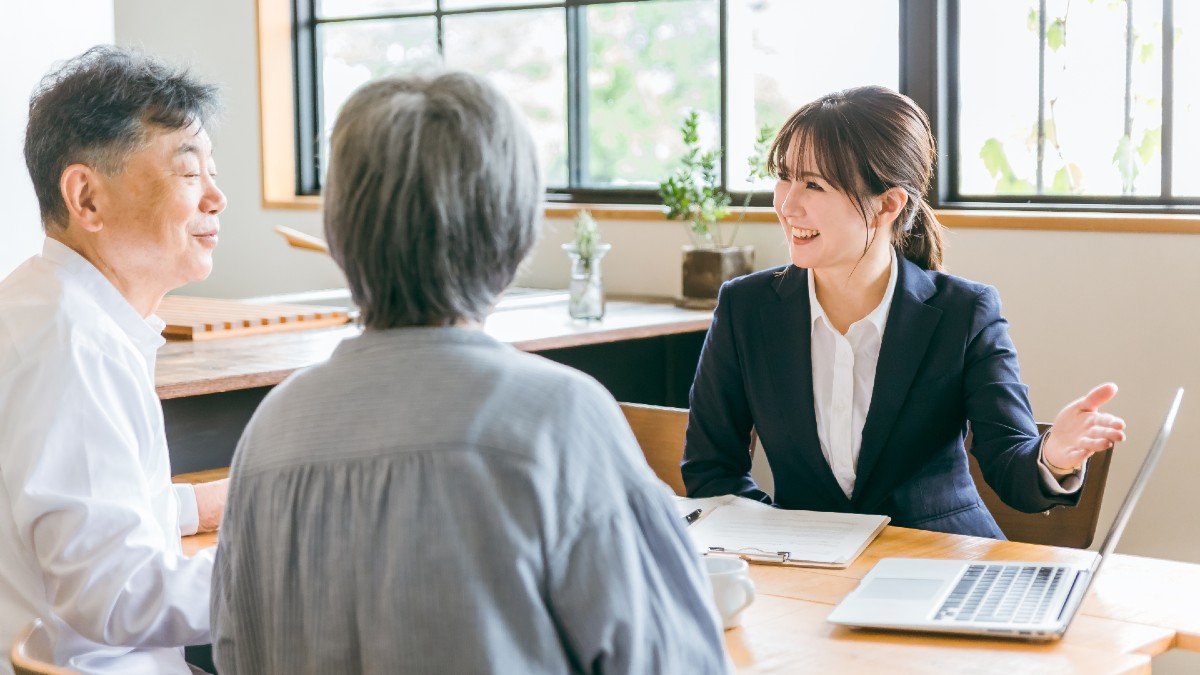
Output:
1043,383,1127,472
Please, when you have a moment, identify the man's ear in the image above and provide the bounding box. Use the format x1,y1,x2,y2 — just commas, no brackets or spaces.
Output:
60,164,105,233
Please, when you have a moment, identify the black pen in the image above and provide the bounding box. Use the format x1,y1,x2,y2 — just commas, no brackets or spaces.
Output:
683,508,702,525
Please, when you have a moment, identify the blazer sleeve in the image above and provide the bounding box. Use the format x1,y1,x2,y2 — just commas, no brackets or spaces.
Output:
964,285,1081,513
681,282,770,503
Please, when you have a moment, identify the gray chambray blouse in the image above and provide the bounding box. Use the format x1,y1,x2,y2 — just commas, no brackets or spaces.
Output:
211,326,730,674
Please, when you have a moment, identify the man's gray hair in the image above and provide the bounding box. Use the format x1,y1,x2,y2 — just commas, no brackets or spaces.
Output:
24,45,221,230
324,71,543,329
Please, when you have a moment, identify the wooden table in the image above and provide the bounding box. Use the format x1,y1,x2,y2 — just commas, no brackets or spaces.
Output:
726,527,1199,673
181,510,1200,673
155,297,713,399
158,297,713,473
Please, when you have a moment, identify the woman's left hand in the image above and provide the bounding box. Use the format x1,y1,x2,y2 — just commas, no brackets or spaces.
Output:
1043,382,1127,472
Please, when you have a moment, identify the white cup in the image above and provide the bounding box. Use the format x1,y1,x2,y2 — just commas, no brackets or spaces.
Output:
702,556,756,630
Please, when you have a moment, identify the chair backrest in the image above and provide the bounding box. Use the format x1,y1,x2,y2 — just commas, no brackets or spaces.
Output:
10,619,75,675
615,404,1107,548
619,403,689,496
966,424,1112,549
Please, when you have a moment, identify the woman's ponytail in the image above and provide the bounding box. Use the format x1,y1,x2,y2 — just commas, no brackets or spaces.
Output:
894,198,944,272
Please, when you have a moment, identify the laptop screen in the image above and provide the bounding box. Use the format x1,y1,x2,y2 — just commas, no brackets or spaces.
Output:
1093,387,1183,567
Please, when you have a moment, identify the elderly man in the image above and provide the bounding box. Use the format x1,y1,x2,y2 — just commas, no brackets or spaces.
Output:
0,46,228,673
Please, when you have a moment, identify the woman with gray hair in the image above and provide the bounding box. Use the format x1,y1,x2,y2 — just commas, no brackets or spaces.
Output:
211,71,730,674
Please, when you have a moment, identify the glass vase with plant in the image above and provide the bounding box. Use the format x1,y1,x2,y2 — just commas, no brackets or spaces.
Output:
561,210,610,320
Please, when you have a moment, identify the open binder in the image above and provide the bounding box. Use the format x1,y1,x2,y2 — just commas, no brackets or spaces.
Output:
675,495,889,569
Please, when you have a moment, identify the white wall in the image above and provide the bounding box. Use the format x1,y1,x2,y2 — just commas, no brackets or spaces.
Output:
113,0,346,298
110,2,1200,569
951,227,1200,563
0,0,115,277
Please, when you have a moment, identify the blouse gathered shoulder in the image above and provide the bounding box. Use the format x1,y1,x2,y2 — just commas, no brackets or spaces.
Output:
212,327,730,674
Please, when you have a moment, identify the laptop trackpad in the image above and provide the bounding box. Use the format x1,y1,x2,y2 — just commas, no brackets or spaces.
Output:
860,578,944,601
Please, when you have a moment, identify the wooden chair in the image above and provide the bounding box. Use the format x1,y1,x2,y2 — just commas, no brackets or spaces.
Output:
618,403,1111,549
619,403,690,496
10,619,75,675
967,424,1112,549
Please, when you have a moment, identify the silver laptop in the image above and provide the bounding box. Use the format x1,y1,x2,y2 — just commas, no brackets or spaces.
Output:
827,388,1183,640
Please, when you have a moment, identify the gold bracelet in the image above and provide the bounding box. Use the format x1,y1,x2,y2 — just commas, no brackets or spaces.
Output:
1042,430,1079,474
1045,456,1078,475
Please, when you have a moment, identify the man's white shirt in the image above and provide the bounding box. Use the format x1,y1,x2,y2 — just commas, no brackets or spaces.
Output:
0,239,211,674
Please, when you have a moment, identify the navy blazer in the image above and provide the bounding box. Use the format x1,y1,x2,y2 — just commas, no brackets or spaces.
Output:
681,256,1082,538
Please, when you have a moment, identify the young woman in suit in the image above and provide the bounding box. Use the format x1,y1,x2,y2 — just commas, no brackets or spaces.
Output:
681,86,1126,538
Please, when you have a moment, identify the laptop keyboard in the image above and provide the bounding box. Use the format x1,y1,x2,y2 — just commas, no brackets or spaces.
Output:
933,564,1068,624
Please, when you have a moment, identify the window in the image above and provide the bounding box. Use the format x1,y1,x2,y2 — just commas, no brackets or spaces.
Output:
296,0,900,203
294,0,1198,212
951,0,1199,207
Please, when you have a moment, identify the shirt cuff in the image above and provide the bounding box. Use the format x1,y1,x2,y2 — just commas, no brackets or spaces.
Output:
173,483,200,536
1036,434,1086,495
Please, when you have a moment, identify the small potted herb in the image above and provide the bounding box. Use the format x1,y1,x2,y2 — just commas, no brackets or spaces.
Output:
659,112,773,307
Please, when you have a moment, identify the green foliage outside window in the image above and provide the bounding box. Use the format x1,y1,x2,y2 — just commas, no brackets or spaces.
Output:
978,0,1171,197
585,1,719,186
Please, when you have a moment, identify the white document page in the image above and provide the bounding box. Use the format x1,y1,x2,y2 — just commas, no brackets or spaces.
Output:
685,499,888,566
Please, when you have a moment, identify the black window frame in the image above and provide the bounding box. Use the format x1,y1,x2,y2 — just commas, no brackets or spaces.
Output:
292,0,907,208
292,0,1197,214
942,0,1195,214
294,0,746,204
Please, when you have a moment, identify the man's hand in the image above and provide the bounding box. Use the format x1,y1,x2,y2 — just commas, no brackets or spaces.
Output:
193,478,228,534
1043,383,1127,473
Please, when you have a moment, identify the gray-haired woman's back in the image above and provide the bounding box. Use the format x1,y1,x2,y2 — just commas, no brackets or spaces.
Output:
211,326,730,673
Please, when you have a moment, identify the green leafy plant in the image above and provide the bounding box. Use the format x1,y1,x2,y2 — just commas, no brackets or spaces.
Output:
658,112,774,248
658,111,732,248
727,123,776,248
572,209,601,265
746,123,775,185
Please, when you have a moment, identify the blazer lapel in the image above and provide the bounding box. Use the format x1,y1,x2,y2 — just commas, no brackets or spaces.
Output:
762,267,852,511
852,258,942,506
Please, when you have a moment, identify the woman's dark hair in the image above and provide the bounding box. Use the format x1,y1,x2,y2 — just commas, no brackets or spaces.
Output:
24,45,220,230
767,85,944,271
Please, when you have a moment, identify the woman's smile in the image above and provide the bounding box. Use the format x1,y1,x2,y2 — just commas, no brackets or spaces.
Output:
790,226,820,242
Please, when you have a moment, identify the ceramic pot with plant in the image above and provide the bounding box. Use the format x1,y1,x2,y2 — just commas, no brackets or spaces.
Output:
659,113,772,308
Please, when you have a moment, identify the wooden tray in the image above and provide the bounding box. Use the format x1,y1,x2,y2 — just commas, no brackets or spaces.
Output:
158,296,351,341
